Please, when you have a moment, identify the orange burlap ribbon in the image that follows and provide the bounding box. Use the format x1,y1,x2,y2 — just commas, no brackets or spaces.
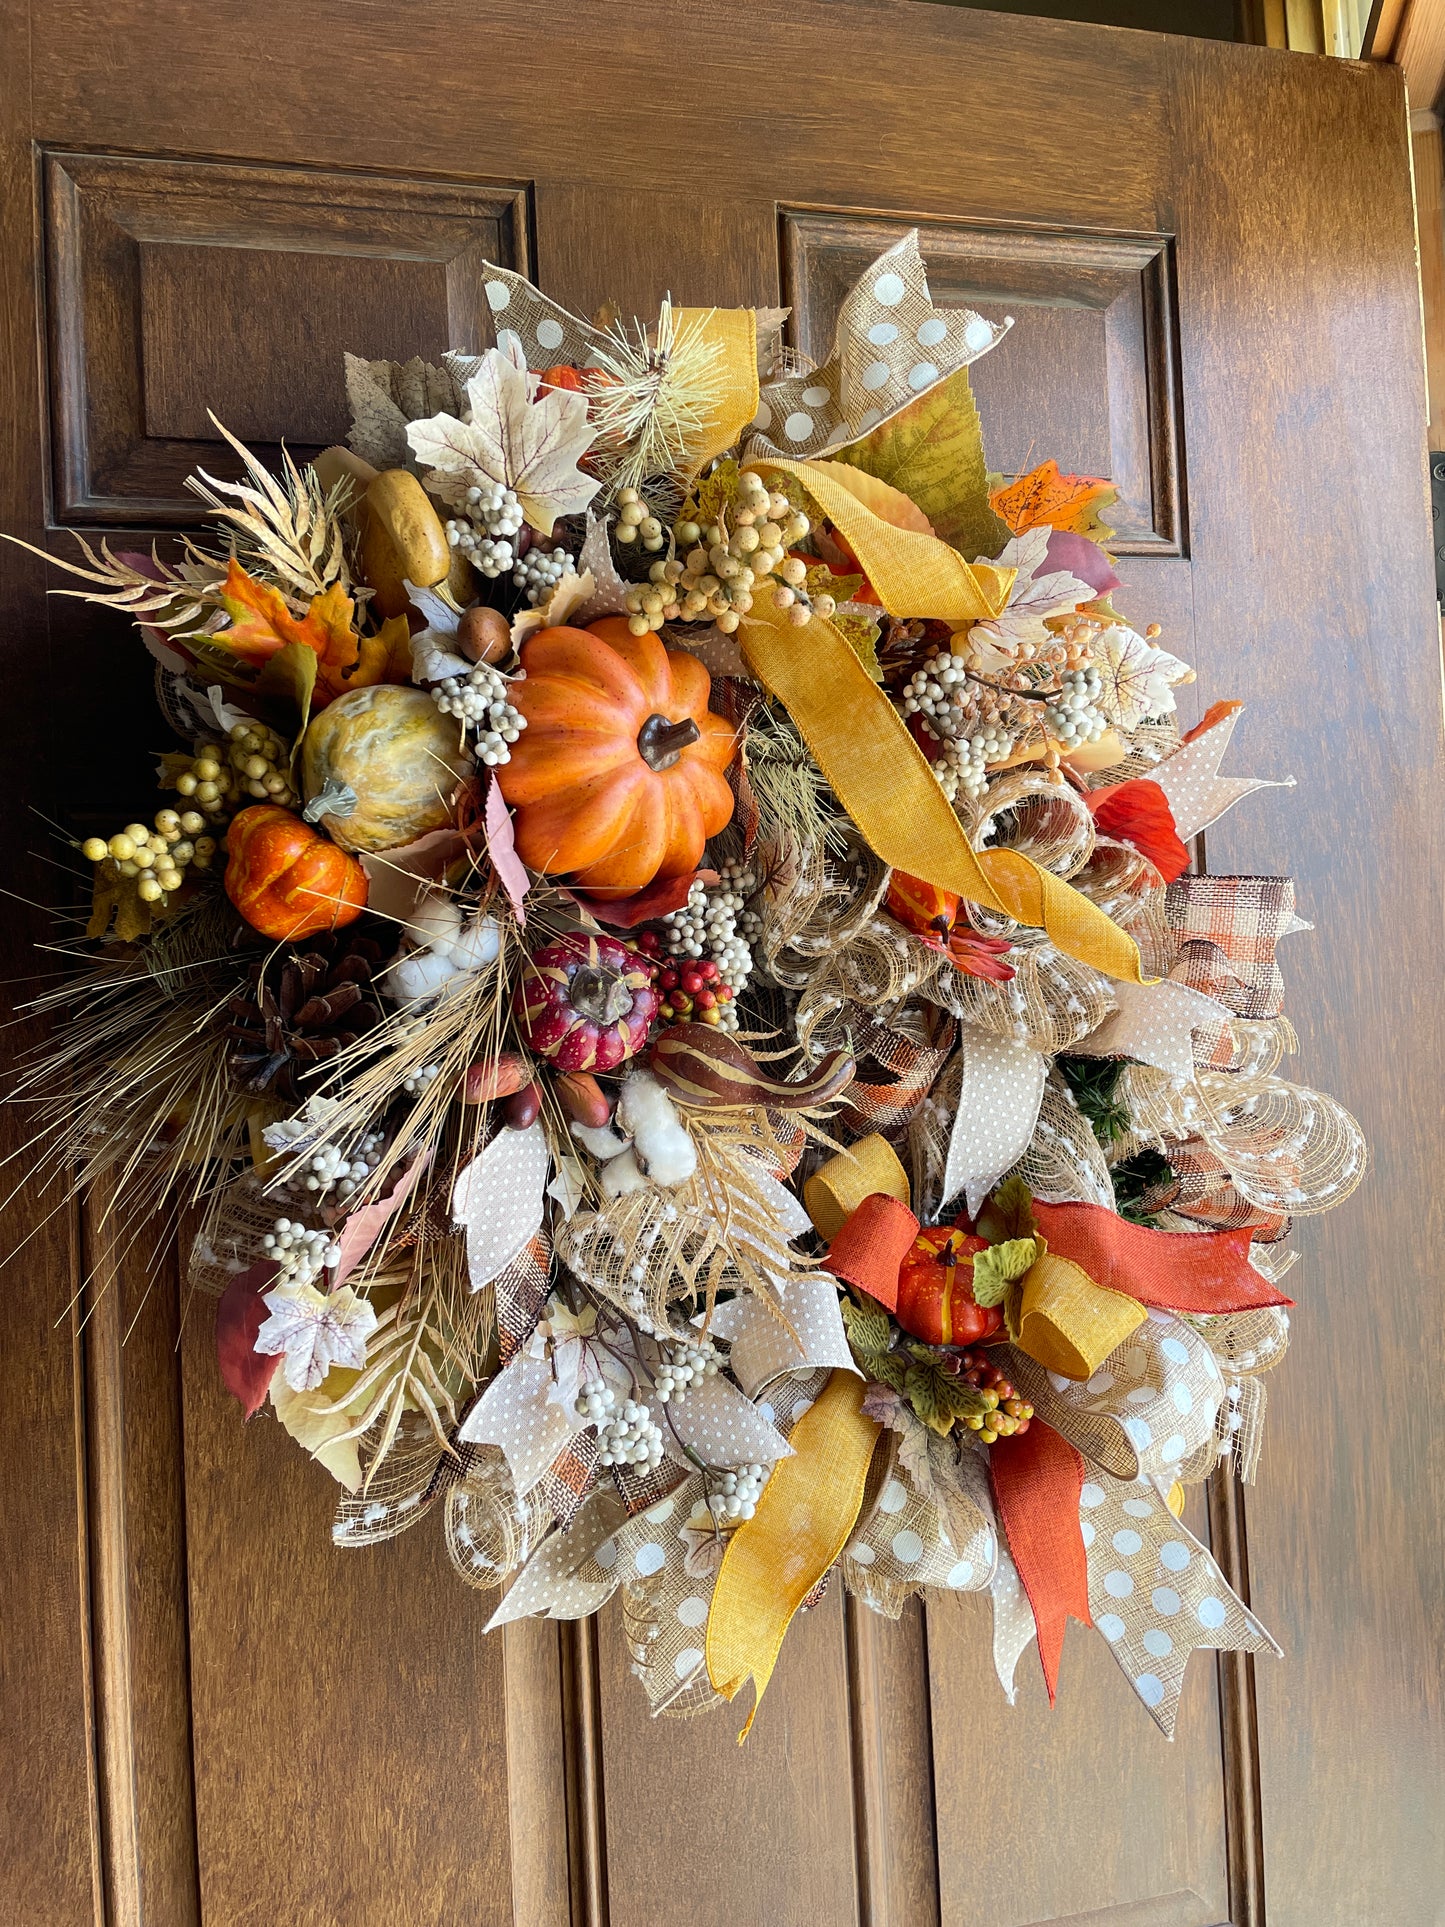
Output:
706,1368,881,1739
735,464,1146,984
989,1422,1091,1704
824,1193,919,1312
1031,1201,1294,1312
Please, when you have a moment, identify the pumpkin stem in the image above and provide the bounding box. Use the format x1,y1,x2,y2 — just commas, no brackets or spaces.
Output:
569,966,635,1027
637,713,701,772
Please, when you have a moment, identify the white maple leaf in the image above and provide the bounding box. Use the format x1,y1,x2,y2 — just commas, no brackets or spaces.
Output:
966,527,1094,673
526,1296,632,1410
405,340,600,536
1093,623,1193,730
254,1282,378,1392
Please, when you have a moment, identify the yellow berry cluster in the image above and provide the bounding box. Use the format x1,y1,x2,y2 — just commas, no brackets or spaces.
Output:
624,470,815,637
612,487,666,554
81,810,219,905
170,724,297,817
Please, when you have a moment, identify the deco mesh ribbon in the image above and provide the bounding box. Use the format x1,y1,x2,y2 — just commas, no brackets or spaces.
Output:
13,228,1365,1753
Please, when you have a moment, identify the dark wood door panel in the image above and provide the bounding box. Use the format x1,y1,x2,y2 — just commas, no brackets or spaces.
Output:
928,1502,1231,1927
43,150,530,523
783,208,1183,553
1163,39,1445,1924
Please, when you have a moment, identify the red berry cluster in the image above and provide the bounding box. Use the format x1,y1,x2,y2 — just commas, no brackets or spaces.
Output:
940,1347,1034,1442
633,929,734,1027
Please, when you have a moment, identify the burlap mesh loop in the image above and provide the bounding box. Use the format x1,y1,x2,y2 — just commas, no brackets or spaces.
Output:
962,766,1097,882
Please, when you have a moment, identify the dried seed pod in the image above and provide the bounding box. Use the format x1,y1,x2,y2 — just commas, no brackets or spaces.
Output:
502,1081,543,1130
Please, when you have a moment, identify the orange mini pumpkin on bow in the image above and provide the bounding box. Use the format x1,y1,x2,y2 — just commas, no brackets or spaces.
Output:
896,1225,1004,1347
223,805,368,940
497,617,736,896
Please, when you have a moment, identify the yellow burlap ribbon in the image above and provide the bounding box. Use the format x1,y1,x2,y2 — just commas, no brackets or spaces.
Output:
677,307,760,473
803,1133,912,1240
1013,1252,1146,1380
760,456,1015,620
728,453,1144,984
706,1369,880,1739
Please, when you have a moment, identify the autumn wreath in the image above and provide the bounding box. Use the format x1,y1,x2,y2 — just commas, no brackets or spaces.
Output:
8,234,1364,1736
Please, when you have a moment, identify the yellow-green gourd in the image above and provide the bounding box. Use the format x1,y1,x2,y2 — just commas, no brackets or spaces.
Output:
358,469,454,618
301,685,473,853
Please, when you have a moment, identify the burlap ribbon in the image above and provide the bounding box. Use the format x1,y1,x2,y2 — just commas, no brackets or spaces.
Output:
477,265,759,477
1081,1470,1280,1738
803,1133,912,1241
1012,1253,1147,1380
706,1368,881,1738
737,580,1146,985
989,1423,1090,1703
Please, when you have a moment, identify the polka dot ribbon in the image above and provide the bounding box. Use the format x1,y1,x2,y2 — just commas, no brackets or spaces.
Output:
1081,1469,1280,1737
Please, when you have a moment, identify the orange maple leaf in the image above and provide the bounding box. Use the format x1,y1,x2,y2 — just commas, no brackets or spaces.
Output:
989,460,1116,540
215,561,405,705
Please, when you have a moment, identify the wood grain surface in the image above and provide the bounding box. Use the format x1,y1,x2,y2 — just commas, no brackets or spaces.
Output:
0,4,1439,1923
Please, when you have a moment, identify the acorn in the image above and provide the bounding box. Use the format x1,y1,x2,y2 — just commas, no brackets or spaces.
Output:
456,604,512,665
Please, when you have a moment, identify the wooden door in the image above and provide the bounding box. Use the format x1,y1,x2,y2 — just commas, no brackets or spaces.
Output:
2,4,1440,1922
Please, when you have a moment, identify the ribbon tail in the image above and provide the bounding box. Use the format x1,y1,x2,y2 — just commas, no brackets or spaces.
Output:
705,1369,880,1739
675,307,759,471
989,1422,1090,1704
736,598,1145,984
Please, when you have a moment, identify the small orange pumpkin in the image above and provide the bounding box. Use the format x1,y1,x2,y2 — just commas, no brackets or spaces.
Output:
895,1227,1003,1347
497,616,736,896
224,805,368,939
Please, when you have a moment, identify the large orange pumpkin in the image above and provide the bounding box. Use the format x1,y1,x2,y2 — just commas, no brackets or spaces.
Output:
224,805,368,939
497,616,736,895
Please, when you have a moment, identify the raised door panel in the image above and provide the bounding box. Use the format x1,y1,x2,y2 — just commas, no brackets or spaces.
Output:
782,208,1183,553
42,151,529,522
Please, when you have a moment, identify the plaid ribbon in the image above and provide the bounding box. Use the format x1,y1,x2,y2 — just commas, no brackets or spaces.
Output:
496,1231,553,1366
1158,1139,1291,1239
839,1006,956,1135
535,1430,601,1529
613,1458,690,1517
1165,876,1295,1020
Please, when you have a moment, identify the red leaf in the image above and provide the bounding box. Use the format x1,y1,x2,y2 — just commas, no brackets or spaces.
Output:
484,772,530,926
1086,778,1191,884
577,869,720,927
331,1150,431,1288
216,1260,280,1418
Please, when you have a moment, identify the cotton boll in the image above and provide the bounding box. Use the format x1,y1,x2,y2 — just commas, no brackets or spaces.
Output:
389,947,462,1003
444,914,501,972
599,1148,649,1197
617,1072,697,1187
571,1120,632,1161
402,886,463,951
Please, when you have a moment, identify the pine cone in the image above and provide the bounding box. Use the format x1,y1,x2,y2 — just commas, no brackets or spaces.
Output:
224,932,386,1098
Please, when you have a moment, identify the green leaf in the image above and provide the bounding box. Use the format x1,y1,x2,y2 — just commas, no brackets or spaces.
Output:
683,460,742,529
868,1349,908,1394
805,565,863,605
936,1378,991,1423
830,367,1010,561
975,1176,1036,1246
841,1297,892,1357
251,638,318,742
830,607,883,681
1058,1055,1132,1146
970,1237,1039,1308
904,1365,942,1431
